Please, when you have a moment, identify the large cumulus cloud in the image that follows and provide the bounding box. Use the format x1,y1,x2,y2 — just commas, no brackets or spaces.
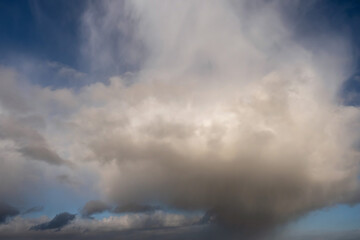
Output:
72,0,360,231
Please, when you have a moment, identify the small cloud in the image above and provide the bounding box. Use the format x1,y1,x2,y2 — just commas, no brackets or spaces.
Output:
30,212,75,231
80,200,111,218
22,206,44,215
19,144,66,166
46,61,86,79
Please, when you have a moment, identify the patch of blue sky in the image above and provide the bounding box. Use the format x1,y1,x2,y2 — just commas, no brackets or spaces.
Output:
0,0,85,69
0,0,90,89
19,168,101,219
341,73,360,106
287,203,360,234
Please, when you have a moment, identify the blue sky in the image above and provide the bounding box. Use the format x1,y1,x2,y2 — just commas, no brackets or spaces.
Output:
0,1,360,239
0,0,85,69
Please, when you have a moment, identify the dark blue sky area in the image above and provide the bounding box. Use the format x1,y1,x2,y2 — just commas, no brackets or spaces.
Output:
0,0,86,69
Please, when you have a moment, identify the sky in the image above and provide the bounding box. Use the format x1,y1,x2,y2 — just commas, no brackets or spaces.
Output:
0,0,360,239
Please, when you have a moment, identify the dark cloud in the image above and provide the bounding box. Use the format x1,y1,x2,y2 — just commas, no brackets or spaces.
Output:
0,202,19,224
80,200,111,218
30,212,75,231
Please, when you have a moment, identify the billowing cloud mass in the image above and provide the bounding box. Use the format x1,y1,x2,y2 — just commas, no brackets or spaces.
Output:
75,0,360,231
0,0,360,239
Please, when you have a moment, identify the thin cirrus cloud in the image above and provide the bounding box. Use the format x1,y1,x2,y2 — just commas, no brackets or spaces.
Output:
0,0,359,239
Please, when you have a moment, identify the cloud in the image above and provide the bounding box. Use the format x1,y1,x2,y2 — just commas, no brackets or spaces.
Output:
0,67,31,113
74,211,201,230
0,202,19,224
113,204,160,214
57,174,79,186
74,0,360,232
46,61,86,80
0,212,204,240
81,200,160,218
0,0,359,238
23,206,44,215
2,214,360,240
81,0,145,75
0,67,71,167
30,212,76,231
0,117,68,166
81,200,111,218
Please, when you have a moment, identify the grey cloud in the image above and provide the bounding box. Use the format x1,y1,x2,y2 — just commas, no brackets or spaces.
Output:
0,67,30,113
82,0,145,75
75,210,202,230
19,144,65,166
3,218,360,240
80,200,160,218
0,224,218,240
113,204,160,214
0,202,19,224
81,200,111,218
57,174,79,185
30,212,76,231
0,211,202,239
46,61,87,80
0,117,68,166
